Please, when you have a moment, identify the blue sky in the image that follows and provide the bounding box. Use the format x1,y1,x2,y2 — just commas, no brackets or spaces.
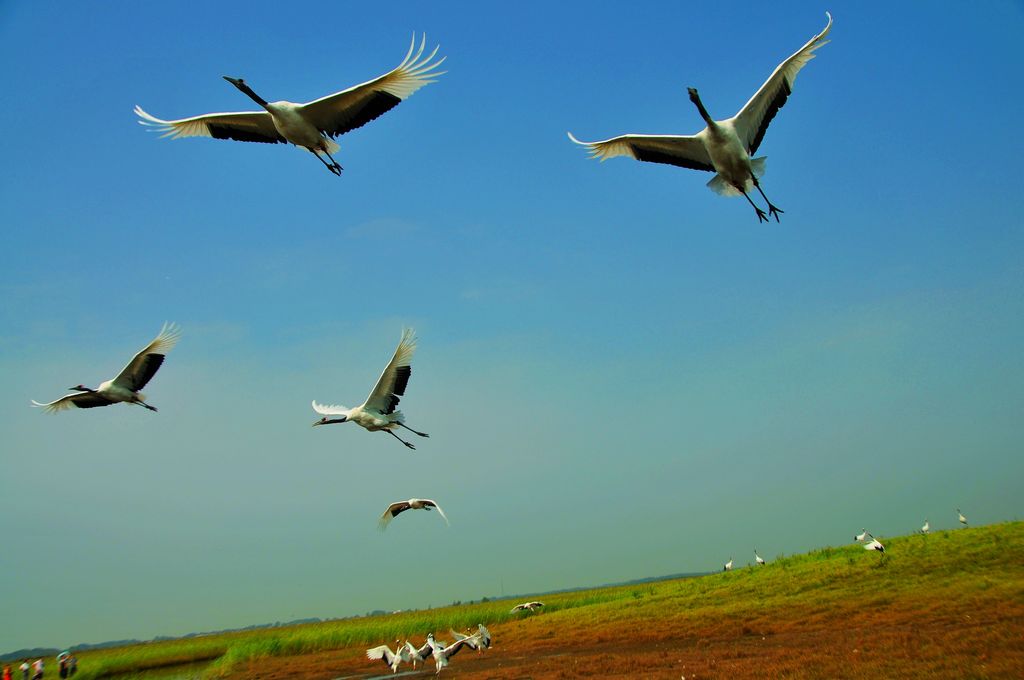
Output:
2,0,1023,651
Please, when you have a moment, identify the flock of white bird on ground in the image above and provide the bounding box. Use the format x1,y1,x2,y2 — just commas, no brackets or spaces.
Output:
723,510,971,571
27,11,972,676
853,508,969,557
367,626,492,676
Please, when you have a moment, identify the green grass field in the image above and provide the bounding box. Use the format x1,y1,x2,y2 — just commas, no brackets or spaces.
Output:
20,521,1024,679
65,584,633,678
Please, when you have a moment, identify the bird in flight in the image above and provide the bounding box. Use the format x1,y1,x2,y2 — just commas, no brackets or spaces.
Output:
32,323,181,414
450,624,491,653
135,34,445,176
365,640,410,674
378,498,449,531
510,601,544,613
426,632,479,674
312,328,429,449
863,534,885,553
404,639,432,669
569,13,832,222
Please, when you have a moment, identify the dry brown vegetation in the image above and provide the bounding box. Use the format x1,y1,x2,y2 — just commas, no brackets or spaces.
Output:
228,607,1023,679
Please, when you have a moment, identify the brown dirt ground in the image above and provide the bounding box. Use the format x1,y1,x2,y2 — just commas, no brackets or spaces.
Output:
225,608,1024,679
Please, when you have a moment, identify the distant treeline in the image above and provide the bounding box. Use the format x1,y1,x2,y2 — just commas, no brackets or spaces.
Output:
501,570,710,601
1,640,139,662
0,620,323,662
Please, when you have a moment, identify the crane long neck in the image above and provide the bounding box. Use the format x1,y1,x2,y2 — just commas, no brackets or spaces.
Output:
690,92,715,127
237,83,269,108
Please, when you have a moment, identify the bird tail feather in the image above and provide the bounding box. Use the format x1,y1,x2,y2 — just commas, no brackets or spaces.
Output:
750,156,767,178
706,157,767,196
707,173,741,197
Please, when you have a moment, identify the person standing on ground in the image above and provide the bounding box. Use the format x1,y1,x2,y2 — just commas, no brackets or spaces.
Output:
30,659,42,680
67,657,76,678
4,664,12,680
18,661,28,680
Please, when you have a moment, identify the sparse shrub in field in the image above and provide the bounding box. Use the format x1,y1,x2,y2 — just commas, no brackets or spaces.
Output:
626,585,651,602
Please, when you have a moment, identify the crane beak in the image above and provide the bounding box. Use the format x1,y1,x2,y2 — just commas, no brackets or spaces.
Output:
223,76,243,87
312,416,346,426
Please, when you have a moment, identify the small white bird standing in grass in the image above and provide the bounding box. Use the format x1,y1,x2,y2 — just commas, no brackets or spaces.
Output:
366,640,410,674
32,323,181,413
135,35,445,176
921,519,930,534
723,557,733,572
312,328,429,450
755,549,766,566
510,601,544,613
568,13,832,222
957,508,968,526
854,529,868,542
427,632,478,675
378,498,449,531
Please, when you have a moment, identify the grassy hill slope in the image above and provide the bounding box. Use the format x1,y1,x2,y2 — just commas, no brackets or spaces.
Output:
35,521,1024,679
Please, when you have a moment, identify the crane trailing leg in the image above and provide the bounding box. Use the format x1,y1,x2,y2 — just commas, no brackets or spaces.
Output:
753,178,783,222
398,422,429,438
386,428,416,450
321,148,343,174
741,190,770,223
309,149,342,176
